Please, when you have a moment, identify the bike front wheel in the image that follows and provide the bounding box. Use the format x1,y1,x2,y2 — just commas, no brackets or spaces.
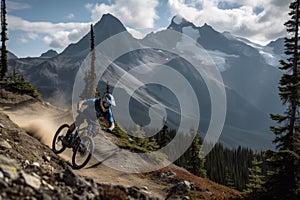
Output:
52,124,69,154
72,136,94,169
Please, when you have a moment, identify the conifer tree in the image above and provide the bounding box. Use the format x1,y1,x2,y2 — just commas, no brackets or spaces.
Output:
266,0,300,199
224,166,235,188
106,81,110,93
0,0,8,81
132,124,146,146
10,66,17,82
246,152,265,196
186,127,206,178
80,24,97,99
132,124,159,151
205,143,255,191
156,119,171,147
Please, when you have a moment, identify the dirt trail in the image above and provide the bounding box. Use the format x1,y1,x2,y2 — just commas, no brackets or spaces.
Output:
0,98,167,199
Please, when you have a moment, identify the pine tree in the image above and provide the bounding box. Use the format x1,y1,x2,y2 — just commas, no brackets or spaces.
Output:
106,81,110,94
205,143,254,191
224,166,235,188
246,152,265,196
0,0,8,81
10,66,17,82
266,1,300,199
80,24,97,99
131,124,159,151
156,119,171,147
132,124,146,147
186,127,206,178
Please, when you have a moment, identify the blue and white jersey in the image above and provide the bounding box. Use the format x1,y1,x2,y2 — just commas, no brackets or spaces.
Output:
82,98,114,123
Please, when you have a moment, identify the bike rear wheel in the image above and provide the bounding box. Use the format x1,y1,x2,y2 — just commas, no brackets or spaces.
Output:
72,136,94,169
52,124,69,154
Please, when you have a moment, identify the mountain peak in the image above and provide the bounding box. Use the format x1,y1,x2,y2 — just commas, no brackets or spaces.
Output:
168,15,196,31
168,15,217,35
201,23,215,31
171,15,187,25
94,13,127,33
61,13,128,56
40,49,58,58
102,13,115,18
99,13,121,24
266,37,284,55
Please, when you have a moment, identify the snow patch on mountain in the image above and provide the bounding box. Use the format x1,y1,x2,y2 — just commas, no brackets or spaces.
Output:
249,45,281,67
234,36,282,67
207,50,239,72
259,47,281,67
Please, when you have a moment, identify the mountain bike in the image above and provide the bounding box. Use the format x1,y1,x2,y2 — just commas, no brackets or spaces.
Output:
52,119,100,169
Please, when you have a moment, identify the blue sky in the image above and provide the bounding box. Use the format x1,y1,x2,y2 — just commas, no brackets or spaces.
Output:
7,0,292,58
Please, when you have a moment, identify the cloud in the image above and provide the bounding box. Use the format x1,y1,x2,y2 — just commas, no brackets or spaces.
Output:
7,1,31,11
168,0,292,44
18,37,28,44
27,33,39,40
68,28,89,41
86,0,159,28
7,0,293,56
85,3,93,11
67,13,75,20
49,38,65,49
8,15,90,49
43,31,70,48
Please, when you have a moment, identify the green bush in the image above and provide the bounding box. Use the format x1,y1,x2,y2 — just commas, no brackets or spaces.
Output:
2,72,42,101
5,81,41,100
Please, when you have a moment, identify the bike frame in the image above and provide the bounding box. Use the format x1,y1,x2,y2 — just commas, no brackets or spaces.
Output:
76,119,101,139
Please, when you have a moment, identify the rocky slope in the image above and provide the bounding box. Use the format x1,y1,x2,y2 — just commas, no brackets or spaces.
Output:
0,112,163,200
0,88,243,199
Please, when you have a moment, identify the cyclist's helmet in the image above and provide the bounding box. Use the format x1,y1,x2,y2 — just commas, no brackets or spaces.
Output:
105,93,116,106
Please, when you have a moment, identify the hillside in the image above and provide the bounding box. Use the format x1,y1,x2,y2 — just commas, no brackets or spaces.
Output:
7,13,284,150
0,88,243,200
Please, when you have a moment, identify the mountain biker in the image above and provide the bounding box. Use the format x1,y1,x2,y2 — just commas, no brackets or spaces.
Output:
63,93,116,145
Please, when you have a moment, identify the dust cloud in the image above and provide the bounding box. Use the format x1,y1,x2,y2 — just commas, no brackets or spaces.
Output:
3,101,73,147
21,118,62,147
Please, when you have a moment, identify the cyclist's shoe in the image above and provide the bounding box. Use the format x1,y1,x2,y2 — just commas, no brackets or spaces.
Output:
62,132,74,146
62,135,70,146
78,145,87,156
